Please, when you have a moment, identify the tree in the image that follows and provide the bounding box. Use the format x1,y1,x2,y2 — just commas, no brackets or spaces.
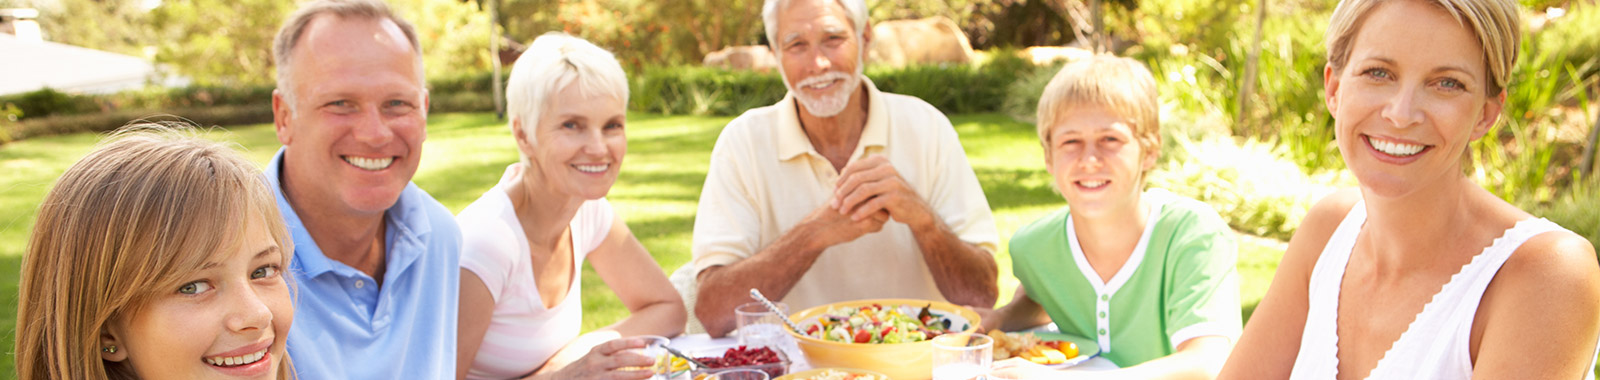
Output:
147,0,292,87
21,0,153,57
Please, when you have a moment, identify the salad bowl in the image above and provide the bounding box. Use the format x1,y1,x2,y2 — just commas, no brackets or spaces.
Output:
785,299,980,380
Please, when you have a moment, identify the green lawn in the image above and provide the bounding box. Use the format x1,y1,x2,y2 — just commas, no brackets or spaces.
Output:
0,112,1284,378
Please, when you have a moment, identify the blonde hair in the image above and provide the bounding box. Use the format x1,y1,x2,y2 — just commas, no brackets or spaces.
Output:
16,123,293,380
506,32,629,153
1325,0,1521,96
1035,54,1162,161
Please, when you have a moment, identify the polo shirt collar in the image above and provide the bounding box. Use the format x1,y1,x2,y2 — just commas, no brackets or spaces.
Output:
265,147,431,280
776,76,890,161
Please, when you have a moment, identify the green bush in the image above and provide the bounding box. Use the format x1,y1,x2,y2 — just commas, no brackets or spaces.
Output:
1523,178,1600,254
430,91,497,114
2,88,99,119
429,70,509,94
4,105,273,141
629,66,787,116
871,52,1034,115
1537,3,1600,81
628,56,1040,117
1150,133,1349,241
1000,62,1067,124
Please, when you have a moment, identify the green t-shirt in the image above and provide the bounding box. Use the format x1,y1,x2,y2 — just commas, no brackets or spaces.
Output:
1010,189,1242,367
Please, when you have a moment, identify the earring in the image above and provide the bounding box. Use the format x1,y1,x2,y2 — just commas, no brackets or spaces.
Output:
102,345,117,354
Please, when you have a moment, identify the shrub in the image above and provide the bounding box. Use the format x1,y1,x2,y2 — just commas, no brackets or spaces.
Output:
1000,62,1067,124
2,88,98,119
628,56,1040,117
1149,133,1349,241
629,66,786,116
1523,178,1600,255
3,105,273,141
1536,3,1600,81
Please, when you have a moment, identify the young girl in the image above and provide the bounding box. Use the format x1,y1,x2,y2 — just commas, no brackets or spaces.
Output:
16,124,295,380
986,55,1242,379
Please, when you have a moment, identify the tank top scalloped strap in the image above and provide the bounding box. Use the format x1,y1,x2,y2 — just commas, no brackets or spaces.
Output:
1287,201,1599,380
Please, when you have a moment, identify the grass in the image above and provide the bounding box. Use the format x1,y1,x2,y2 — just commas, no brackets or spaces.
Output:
1,111,1287,378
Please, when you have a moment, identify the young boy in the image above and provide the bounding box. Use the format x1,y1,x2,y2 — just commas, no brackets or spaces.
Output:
986,55,1242,379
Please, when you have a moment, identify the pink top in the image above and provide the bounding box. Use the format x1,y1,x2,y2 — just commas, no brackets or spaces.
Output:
457,171,614,379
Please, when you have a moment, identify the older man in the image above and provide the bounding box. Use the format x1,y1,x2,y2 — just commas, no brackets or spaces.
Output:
266,0,460,378
692,0,1000,337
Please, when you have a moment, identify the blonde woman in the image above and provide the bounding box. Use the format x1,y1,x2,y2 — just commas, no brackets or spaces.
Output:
454,33,686,380
16,124,295,380
1220,0,1600,378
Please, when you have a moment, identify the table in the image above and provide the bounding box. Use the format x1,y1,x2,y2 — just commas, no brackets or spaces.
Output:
668,333,1119,377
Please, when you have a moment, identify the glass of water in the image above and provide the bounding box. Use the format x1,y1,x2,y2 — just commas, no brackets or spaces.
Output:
735,301,789,349
634,335,674,380
931,333,993,380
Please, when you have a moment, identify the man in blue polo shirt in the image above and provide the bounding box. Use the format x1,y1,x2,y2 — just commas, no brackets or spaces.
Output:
265,0,460,378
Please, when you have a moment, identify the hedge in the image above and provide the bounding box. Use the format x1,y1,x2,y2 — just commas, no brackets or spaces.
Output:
1,55,1044,143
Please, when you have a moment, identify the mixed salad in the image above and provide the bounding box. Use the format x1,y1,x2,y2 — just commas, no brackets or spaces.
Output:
802,303,964,344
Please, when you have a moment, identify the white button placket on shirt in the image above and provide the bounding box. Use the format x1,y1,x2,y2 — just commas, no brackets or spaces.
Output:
1065,195,1164,355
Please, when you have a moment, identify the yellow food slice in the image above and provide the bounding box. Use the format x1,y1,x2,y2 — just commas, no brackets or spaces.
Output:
1041,347,1068,364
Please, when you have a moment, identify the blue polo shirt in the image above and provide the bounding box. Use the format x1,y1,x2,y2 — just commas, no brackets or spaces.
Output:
265,148,461,379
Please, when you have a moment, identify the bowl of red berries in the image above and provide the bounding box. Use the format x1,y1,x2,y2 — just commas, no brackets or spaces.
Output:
687,345,789,379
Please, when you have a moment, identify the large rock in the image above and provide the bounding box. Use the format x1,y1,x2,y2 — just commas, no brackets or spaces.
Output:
1020,46,1092,66
703,45,778,71
868,16,974,68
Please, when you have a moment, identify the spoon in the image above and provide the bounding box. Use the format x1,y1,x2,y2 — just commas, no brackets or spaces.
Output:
748,288,805,334
660,344,712,369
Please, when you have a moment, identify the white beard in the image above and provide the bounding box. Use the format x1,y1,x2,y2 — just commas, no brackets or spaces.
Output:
789,70,861,118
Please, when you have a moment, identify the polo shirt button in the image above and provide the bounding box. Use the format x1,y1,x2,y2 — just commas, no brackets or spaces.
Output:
1098,328,1107,335
355,280,365,289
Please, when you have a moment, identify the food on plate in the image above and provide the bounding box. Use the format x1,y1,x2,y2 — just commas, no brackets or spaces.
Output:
692,346,785,375
663,356,692,374
802,303,963,344
988,331,1079,364
786,369,888,380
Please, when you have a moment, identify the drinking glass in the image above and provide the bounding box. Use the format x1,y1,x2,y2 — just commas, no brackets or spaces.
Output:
634,335,673,380
708,368,771,380
931,333,993,380
735,301,789,349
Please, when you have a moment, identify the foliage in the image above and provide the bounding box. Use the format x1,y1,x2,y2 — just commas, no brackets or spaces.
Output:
19,0,153,57
0,85,275,121
629,66,787,116
650,0,767,62
146,0,292,87
1537,2,1600,80
1522,178,1600,253
3,106,274,142
2,88,97,119
999,61,1065,124
393,0,495,81
1472,40,1595,204
629,55,1036,117
870,52,1031,114
142,0,488,87
493,0,691,68
1149,134,1348,240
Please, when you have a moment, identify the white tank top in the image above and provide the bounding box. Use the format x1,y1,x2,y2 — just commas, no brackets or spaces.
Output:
1288,201,1597,380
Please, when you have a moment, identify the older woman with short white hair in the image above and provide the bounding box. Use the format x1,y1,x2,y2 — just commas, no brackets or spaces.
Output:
455,33,686,380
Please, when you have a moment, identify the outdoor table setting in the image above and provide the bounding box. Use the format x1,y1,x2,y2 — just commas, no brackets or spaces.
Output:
657,292,1117,380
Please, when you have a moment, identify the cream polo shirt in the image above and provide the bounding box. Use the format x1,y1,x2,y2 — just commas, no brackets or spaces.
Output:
691,77,999,311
